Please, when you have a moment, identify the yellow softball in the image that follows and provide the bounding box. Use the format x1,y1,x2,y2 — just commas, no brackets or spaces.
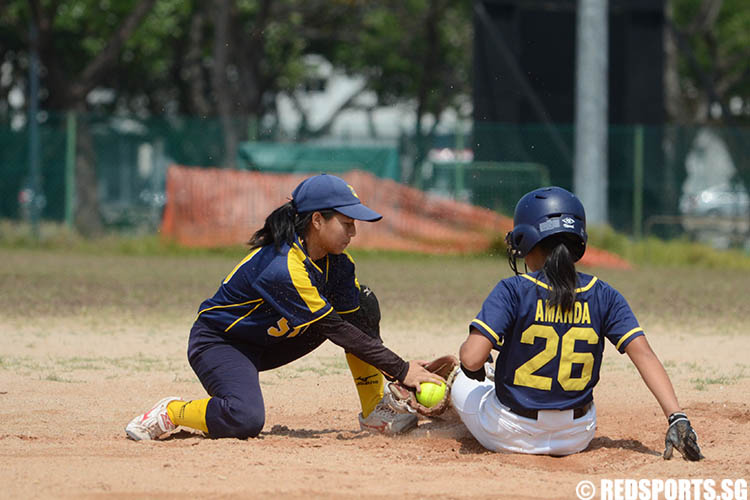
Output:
415,381,446,408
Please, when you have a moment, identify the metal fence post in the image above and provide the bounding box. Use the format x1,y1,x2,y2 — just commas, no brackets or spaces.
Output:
65,111,77,229
633,125,644,239
574,0,609,224
28,21,41,239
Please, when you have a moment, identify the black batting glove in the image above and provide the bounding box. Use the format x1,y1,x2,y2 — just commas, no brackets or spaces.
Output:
663,412,704,461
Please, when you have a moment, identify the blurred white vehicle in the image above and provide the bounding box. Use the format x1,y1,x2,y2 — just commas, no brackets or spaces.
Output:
680,183,750,217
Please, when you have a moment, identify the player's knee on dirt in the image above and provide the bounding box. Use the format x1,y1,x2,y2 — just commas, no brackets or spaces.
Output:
212,396,265,439
344,284,381,341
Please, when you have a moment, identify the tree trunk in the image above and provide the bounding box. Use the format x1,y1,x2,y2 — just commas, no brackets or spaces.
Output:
408,0,445,186
74,108,103,236
236,0,273,116
184,7,212,116
212,0,239,167
30,0,158,234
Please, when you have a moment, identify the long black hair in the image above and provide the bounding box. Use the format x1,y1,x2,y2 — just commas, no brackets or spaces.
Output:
538,233,579,312
248,201,335,250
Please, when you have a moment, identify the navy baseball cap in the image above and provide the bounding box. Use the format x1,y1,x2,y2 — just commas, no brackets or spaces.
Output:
291,174,382,222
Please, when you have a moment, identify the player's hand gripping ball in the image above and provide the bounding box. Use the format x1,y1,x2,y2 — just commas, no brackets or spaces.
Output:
387,355,458,417
416,381,447,408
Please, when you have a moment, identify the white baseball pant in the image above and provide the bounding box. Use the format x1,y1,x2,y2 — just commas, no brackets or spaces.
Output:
451,370,596,456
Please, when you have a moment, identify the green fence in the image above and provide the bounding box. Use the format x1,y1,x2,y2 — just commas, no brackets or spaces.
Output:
472,122,750,247
2,111,749,247
237,141,400,180
1,112,233,227
416,161,550,216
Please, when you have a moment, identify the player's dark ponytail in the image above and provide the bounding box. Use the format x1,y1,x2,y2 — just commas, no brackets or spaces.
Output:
539,234,578,312
248,201,335,251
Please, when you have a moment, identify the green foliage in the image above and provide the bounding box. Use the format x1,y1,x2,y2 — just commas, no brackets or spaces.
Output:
121,0,192,84
586,225,635,258
672,0,750,110
587,224,750,270
331,0,472,116
627,237,750,270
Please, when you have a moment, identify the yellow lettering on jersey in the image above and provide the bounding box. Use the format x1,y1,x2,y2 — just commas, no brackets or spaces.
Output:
554,305,563,323
535,300,544,322
582,302,591,324
563,307,573,323
537,300,592,326
267,317,291,337
545,302,555,322
514,325,599,392
267,317,307,338
513,325,558,391
558,327,598,391
574,302,582,323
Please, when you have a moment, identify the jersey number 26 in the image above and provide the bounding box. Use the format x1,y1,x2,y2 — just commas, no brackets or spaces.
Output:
513,325,598,391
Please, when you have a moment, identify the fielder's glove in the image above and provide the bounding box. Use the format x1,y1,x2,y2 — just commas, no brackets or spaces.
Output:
386,355,458,417
663,412,704,461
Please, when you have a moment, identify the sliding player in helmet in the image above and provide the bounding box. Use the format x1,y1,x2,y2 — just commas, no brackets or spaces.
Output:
452,187,703,460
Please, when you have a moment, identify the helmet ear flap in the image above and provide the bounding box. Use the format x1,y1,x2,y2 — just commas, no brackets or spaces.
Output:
507,224,540,258
504,230,523,258
505,230,521,275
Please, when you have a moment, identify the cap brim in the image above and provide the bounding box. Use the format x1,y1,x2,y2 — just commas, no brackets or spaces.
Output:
334,203,383,222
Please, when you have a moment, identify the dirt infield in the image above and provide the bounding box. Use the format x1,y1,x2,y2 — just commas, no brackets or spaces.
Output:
1,249,749,499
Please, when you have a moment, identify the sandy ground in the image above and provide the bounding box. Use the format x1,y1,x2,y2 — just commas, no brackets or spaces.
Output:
2,316,749,500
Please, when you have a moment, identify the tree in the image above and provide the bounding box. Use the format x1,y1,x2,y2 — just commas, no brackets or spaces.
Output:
669,0,749,123
668,0,750,209
196,0,359,166
11,0,160,235
331,0,473,182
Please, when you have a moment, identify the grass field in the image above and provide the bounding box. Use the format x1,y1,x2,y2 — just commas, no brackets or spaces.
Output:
1,245,749,498
3,246,748,338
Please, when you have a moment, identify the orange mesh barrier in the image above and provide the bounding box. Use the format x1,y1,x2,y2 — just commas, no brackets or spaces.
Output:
161,165,630,268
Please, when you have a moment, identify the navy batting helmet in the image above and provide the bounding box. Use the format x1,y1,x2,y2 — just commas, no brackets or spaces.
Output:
505,186,587,263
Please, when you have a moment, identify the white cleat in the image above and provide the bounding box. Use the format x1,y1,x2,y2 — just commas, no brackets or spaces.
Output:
125,396,180,441
358,399,418,435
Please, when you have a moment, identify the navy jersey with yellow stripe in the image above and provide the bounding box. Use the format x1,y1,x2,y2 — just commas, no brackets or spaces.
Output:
470,271,644,412
195,235,360,346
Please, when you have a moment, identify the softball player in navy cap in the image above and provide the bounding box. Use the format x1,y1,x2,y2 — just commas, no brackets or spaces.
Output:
452,187,703,460
126,174,443,440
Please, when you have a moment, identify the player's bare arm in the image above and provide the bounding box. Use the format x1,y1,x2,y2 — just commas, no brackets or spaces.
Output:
625,335,681,418
459,329,493,371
